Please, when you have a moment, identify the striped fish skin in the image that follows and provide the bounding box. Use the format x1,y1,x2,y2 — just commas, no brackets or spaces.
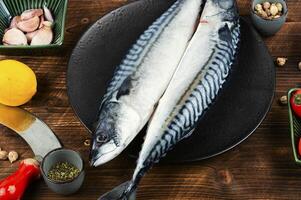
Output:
90,0,203,167
122,0,240,198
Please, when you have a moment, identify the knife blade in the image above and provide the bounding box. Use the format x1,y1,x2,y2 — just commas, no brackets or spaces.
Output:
0,104,62,200
0,104,62,161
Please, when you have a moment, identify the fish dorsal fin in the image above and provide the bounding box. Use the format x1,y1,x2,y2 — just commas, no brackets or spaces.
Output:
218,24,232,42
116,77,132,100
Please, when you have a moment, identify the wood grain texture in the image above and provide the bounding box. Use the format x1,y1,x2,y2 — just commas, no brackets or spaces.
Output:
0,0,300,199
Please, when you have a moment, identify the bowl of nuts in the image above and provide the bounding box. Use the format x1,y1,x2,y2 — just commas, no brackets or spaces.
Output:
0,0,68,49
251,0,288,36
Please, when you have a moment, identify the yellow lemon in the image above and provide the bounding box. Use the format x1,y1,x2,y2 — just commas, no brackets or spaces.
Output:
0,60,37,106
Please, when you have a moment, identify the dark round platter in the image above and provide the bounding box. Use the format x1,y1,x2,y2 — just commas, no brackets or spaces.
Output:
67,0,275,163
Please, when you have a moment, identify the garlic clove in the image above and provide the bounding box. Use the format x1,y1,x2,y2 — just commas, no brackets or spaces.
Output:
3,28,27,45
8,151,18,163
43,6,54,23
17,16,40,32
31,21,53,45
39,15,45,29
21,9,43,21
9,16,21,29
26,30,39,43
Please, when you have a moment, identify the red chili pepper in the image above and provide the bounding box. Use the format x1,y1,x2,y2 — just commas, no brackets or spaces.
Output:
0,158,40,200
290,90,301,118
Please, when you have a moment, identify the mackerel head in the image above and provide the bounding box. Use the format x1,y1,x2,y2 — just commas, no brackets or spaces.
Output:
90,0,204,167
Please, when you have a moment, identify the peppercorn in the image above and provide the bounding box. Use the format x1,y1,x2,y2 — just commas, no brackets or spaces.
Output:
8,151,18,163
279,95,288,105
257,9,268,19
276,57,287,67
255,4,263,12
276,2,283,12
263,2,271,10
0,151,8,160
270,4,278,16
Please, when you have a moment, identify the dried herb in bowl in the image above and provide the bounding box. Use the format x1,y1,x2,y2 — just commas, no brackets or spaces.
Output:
47,162,80,182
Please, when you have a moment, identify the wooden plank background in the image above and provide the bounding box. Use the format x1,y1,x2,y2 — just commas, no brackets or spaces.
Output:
0,0,301,199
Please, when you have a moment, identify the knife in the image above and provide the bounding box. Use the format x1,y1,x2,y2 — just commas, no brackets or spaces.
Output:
0,104,62,199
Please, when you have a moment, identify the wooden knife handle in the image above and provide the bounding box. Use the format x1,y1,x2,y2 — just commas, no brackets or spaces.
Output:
0,159,40,200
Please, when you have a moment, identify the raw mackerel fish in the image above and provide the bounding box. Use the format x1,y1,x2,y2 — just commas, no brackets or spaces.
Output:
98,0,241,199
90,0,204,166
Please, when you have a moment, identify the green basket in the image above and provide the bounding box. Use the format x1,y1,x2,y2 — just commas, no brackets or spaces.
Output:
0,0,68,49
288,88,301,164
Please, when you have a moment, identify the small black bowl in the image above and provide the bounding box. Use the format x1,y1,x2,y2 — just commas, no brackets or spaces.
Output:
41,148,85,195
251,0,288,36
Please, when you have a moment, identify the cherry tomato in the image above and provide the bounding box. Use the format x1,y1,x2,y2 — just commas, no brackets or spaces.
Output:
290,90,301,118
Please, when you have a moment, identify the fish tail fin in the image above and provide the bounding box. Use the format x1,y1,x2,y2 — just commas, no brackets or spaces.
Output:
98,181,136,200
117,168,147,199
122,181,137,199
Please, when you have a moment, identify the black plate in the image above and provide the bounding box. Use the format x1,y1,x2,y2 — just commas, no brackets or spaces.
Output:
67,0,275,162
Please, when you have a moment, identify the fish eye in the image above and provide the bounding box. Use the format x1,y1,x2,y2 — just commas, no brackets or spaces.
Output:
96,135,108,143
218,0,234,10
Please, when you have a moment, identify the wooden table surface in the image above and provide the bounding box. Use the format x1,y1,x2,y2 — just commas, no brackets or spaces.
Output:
0,0,300,199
